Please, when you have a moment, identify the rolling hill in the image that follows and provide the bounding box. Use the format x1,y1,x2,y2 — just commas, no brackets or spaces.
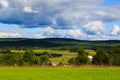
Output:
0,38,120,49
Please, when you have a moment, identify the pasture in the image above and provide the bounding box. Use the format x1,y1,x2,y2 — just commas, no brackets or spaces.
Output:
11,49,96,65
0,68,119,80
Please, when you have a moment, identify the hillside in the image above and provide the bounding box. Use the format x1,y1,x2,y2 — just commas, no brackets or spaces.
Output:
0,38,120,49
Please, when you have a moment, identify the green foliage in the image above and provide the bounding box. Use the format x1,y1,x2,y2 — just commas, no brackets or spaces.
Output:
112,54,120,66
22,50,51,65
108,46,120,66
92,49,109,65
39,55,50,65
0,38,120,50
68,57,75,65
22,50,36,65
1,45,120,66
68,49,90,66
108,45,120,54
1,49,11,54
69,47,83,52
0,54,23,66
75,49,90,65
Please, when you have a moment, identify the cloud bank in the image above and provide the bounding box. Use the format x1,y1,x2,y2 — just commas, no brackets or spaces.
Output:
0,32,21,38
0,0,120,29
0,0,120,40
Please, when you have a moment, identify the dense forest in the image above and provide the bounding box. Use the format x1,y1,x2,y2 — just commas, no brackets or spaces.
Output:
0,38,120,50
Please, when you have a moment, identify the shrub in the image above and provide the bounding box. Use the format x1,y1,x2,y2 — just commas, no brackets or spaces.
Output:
22,50,37,65
0,54,23,66
92,49,109,65
39,55,50,65
68,57,75,65
68,49,90,66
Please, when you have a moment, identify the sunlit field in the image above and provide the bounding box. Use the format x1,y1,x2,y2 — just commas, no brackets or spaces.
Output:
11,49,95,64
0,68,120,80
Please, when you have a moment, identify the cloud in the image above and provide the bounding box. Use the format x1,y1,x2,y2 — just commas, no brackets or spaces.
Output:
0,32,21,38
34,33,45,38
27,26,120,40
83,21,105,35
43,27,64,37
65,30,85,39
0,0,9,8
1,0,120,40
44,27,54,35
0,0,120,29
23,6,39,13
111,25,120,35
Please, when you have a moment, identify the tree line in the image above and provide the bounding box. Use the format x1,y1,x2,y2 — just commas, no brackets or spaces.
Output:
0,45,120,66
68,46,120,66
0,50,62,66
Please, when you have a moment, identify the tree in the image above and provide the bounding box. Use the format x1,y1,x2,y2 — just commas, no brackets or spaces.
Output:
0,53,23,66
107,46,120,66
69,47,83,52
39,54,50,65
22,50,37,65
68,57,75,65
92,49,109,65
69,49,90,66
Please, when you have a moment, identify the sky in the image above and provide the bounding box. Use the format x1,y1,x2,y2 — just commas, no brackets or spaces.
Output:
0,0,120,40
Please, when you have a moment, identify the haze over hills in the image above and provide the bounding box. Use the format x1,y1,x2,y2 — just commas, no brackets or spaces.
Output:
0,38,120,49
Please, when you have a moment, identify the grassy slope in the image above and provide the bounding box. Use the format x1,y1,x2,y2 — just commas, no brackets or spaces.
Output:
0,68,120,80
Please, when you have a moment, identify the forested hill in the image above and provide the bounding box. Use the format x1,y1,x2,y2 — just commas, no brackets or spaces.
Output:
0,38,120,49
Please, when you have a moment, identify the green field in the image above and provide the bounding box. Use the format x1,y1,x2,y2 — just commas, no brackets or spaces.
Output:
11,49,77,54
11,49,96,65
0,68,120,80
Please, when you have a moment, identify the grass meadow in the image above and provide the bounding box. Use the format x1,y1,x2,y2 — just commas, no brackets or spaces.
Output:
0,67,120,80
11,49,96,65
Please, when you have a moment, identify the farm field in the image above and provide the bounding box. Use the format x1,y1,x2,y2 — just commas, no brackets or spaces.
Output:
11,49,96,65
11,49,77,54
11,49,95,54
0,68,120,80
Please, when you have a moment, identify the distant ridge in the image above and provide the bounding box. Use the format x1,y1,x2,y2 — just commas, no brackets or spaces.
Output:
0,37,120,41
0,38,120,49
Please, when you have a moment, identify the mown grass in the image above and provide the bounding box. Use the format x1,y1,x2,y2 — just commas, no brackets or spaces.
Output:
0,68,120,80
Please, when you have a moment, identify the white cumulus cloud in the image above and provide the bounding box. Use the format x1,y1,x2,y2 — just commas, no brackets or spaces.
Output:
34,33,45,38
66,30,84,38
84,21,105,35
23,6,39,13
0,0,9,8
111,25,120,35
0,32,21,38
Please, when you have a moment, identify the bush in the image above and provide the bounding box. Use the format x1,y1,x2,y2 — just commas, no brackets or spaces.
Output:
39,55,50,65
75,54,90,65
92,49,109,65
68,49,90,66
0,54,23,66
22,50,37,65
107,46,120,66
107,54,120,66
68,57,75,65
